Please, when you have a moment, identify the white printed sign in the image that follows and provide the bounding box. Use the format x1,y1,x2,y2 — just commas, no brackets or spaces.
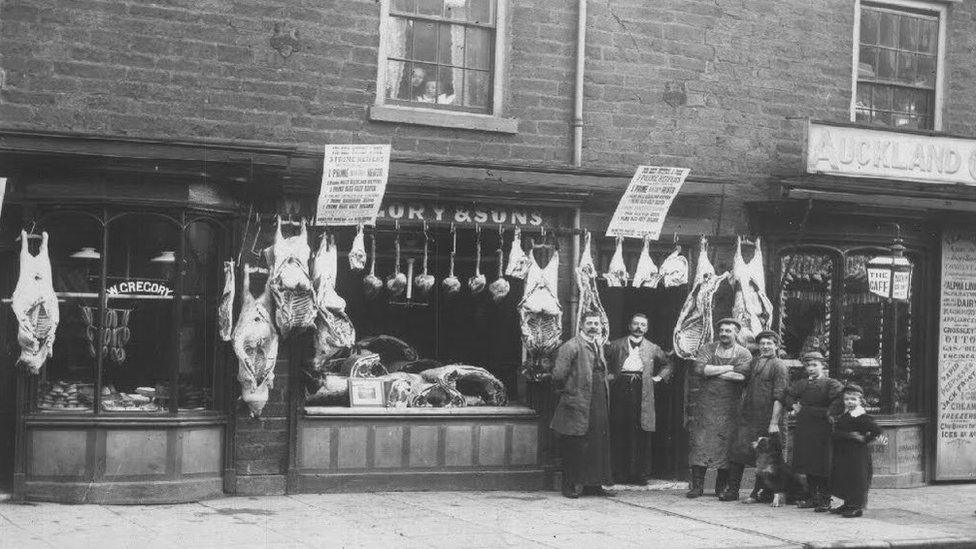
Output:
605,166,689,239
316,144,391,226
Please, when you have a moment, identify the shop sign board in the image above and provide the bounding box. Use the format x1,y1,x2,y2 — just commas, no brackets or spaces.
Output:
374,201,548,227
605,166,690,239
806,122,976,186
936,230,976,480
316,144,391,226
107,280,173,297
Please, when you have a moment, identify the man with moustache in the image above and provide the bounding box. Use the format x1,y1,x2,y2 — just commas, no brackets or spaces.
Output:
551,312,614,498
606,313,674,485
686,318,752,499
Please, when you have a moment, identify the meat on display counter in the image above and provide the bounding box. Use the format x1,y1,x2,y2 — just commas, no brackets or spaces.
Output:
17,412,225,504
296,406,544,492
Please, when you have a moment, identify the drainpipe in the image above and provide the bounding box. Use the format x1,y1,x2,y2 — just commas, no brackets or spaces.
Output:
572,0,587,167
570,207,581,334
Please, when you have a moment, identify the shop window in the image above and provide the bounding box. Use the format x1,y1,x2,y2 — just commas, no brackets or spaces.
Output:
3,209,228,414
852,1,945,130
370,0,518,133
776,245,921,413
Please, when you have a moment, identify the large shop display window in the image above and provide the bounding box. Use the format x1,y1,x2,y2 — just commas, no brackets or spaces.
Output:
777,245,921,414
4,208,228,414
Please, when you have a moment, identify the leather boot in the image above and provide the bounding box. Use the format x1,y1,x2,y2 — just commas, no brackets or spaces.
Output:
714,468,729,497
719,463,743,501
685,466,706,498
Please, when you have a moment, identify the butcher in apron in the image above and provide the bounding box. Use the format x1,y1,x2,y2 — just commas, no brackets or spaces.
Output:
606,313,674,484
687,318,752,498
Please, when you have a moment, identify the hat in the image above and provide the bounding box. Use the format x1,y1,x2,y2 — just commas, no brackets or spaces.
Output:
801,351,826,363
715,317,741,330
842,383,865,395
755,330,780,345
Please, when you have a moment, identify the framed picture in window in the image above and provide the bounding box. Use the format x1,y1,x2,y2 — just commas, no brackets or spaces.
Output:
348,378,386,407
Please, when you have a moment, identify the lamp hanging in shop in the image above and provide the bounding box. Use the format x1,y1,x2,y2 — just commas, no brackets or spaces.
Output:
69,247,101,260
150,250,176,263
866,232,913,301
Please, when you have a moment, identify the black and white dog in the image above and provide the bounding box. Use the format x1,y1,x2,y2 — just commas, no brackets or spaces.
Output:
752,434,807,507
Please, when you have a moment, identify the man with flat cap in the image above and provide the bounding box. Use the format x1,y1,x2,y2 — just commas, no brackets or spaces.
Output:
687,317,752,499
725,330,789,502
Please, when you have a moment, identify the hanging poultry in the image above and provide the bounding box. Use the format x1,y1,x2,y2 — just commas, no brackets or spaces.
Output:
232,264,279,418
488,229,510,303
673,236,732,359
468,228,487,294
362,231,383,299
442,226,461,296
386,228,407,298
505,226,531,279
348,224,367,271
413,226,436,297
267,217,316,338
604,236,629,287
11,231,60,374
575,231,609,342
632,236,661,288
312,233,356,369
218,260,235,342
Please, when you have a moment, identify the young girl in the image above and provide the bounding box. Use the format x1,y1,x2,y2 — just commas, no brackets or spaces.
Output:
829,384,881,518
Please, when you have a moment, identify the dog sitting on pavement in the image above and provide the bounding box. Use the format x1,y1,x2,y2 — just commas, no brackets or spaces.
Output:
747,434,806,507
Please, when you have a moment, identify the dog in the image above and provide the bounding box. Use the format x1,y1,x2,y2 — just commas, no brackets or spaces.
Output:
751,434,806,507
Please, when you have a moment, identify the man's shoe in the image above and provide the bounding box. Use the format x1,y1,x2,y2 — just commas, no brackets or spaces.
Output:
562,484,582,499
795,499,816,509
830,504,851,515
592,487,617,497
718,488,739,502
842,507,863,518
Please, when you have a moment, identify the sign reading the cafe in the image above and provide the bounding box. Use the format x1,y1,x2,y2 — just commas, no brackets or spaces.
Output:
605,166,689,239
807,122,976,186
315,144,391,226
936,230,976,480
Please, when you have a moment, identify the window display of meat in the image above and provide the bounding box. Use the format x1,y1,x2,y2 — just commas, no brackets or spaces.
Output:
268,217,316,338
232,264,280,418
354,334,419,372
11,231,60,374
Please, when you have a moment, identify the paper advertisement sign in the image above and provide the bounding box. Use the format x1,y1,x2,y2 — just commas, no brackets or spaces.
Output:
315,144,391,226
606,166,689,239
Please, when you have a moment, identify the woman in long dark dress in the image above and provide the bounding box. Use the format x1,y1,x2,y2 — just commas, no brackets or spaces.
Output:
829,384,881,518
788,351,844,511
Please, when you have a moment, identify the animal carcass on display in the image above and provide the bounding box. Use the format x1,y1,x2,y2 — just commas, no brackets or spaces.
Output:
673,237,732,359
732,236,773,350
488,246,510,303
218,260,235,342
632,236,661,288
442,228,462,296
232,264,280,417
420,364,507,406
267,217,316,338
660,247,689,288
575,232,609,342
312,234,356,370
518,248,562,379
362,232,383,299
604,236,629,287
413,231,436,297
504,227,531,279
468,231,486,295
348,224,367,271
11,231,60,374
354,334,419,372
386,231,407,298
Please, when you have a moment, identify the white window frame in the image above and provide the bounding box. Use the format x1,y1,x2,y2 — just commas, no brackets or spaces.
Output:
850,0,948,131
369,0,518,134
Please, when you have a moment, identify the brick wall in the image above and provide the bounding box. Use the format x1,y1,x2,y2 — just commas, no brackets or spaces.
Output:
3,0,975,185
232,351,292,495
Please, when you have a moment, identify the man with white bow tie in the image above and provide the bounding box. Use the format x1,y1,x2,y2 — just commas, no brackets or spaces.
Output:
606,313,674,485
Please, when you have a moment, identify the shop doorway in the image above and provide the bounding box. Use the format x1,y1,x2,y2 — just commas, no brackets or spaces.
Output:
600,285,688,480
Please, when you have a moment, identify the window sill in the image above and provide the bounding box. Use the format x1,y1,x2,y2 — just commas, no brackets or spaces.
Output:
369,105,519,134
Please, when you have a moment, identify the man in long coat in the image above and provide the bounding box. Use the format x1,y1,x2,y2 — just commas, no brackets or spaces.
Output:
723,330,789,502
551,312,613,498
687,318,752,498
606,313,673,484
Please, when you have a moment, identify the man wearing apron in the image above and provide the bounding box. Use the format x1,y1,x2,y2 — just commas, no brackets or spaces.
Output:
606,313,674,485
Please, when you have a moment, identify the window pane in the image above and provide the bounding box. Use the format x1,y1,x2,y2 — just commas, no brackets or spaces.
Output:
176,221,221,411
778,252,836,381
436,66,457,104
392,0,416,13
438,24,456,65
874,110,893,127
444,0,467,21
385,17,411,59
855,83,873,114
896,51,917,85
917,54,937,88
858,46,877,78
892,88,916,128
386,59,410,100
919,19,938,54
873,85,892,112
412,21,439,62
860,9,880,45
899,15,918,50
463,69,490,109
417,0,441,16
468,0,493,24
877,49,896,80
840,253,885,413
915,89,931,117
879,11,898,47
465,27,492,70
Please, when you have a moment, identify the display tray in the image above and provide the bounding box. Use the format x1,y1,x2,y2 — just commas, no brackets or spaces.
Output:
303,405,536,417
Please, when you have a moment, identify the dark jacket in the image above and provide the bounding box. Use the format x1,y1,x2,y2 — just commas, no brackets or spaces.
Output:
606,337,673,432
550,335,608,436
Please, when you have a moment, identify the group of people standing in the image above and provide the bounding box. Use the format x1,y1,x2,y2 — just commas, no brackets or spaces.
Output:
550,314,881,519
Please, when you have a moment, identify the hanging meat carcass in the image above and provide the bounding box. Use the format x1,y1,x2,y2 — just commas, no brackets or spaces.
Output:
348,224,367,271
218,260,235,342
575,231,609,342
386,230,407,298
604,236,629,287
442,227,461,296
363,231,383,299
232,264,280,417
732,236,774,350
519,246,562,379
414,229,436,297
312,234,356,369
11,231,60,374
673,236,732,359
505,226,532,279
267,217,316,338
468,229,487,294
488,245,510,303
660,246,689,288
632,236,661,288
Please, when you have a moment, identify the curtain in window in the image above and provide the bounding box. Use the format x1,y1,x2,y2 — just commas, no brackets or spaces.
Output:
385,18,409,99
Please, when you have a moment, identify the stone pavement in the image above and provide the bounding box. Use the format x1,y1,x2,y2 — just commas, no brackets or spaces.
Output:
2,485,976,549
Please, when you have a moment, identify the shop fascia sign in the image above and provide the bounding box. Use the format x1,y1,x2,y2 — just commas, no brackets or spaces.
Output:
375,201,547,227
806,122,976,186
107,280,173,297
